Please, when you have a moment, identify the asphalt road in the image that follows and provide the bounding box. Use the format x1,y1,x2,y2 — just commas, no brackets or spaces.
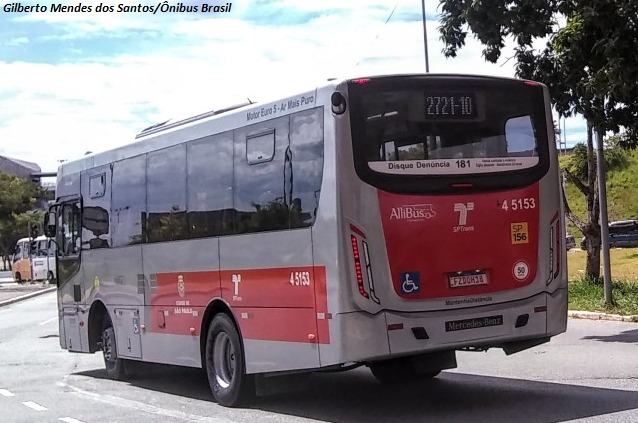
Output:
1,292,638,423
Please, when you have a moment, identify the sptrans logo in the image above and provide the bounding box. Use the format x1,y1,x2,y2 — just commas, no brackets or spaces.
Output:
389,204,436,222
453,202,475,232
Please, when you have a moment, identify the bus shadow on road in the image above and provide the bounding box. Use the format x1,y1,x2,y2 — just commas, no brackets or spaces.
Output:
255,370,638,423
76,363,212,402
583,328,638,344
75,365,638,422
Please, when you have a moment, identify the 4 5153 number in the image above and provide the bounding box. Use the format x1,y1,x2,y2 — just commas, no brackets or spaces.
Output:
501,198,536,211
289,271,311,286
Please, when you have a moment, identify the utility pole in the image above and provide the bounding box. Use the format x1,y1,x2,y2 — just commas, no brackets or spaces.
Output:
596,129,613,306
421,0,430,73
562,117,567,154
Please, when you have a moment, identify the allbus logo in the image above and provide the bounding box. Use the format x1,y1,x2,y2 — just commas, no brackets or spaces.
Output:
389,204,436,221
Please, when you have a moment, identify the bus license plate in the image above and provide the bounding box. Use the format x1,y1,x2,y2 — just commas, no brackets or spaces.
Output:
448,272,488,288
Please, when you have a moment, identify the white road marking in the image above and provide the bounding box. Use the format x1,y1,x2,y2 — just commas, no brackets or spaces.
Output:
61,380,238,423
22,401,48,411
0,389,15,397
40,317,58,325
59,418,86,423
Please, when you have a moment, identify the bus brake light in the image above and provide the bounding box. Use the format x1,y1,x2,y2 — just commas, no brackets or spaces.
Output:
362,240,380,304
351,235,369,299
547,213,561,284
351,78,371,85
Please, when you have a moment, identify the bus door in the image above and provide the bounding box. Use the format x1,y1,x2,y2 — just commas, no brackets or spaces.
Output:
54,196,84,351
220,108,325,374
46,239,57,282
31,237,49,282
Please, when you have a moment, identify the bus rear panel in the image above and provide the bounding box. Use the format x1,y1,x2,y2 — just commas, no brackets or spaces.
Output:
329,75,566,363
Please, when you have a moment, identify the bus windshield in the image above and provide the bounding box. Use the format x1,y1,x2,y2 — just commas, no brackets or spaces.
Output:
348,75,550,192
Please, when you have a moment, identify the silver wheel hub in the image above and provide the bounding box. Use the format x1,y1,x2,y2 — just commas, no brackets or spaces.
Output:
213,332,235,389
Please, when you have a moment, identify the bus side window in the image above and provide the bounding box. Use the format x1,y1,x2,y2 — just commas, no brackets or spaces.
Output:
13,244,21,262
37,240,48,257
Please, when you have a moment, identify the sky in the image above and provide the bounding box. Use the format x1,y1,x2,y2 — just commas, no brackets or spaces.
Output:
0,0,586,174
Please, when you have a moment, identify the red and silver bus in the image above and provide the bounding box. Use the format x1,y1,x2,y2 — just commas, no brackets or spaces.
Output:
45,74,567,407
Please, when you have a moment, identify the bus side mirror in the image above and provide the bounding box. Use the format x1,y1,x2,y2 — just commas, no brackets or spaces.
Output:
44,211,56,238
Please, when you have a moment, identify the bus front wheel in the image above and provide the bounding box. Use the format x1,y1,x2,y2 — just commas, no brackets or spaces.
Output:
205,314,254,407
101,319,126,380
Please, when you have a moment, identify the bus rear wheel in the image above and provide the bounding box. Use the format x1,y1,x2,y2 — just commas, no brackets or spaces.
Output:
205,314,254,407
101,318,126,380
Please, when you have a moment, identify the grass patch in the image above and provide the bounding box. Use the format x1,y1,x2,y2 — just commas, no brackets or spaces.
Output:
567,248,638,281
569,277,638,315
567,248,638,315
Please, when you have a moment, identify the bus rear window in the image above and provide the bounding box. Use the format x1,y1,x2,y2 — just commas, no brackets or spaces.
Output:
348,76,550,192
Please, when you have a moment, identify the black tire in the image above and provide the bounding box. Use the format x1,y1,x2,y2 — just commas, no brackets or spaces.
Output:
47,271,55,284
15,272,24,284
101,317,126,380
205,314,254,407
369,358,440,384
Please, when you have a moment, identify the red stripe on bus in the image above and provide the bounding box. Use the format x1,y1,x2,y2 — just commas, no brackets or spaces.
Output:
150,266,330,344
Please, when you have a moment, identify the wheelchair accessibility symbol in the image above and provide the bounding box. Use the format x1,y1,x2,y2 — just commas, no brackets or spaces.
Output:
400,272,421,294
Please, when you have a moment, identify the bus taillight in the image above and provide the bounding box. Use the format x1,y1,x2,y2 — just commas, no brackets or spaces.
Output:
351,235,369,299
547,214,561,284
361,240,380,304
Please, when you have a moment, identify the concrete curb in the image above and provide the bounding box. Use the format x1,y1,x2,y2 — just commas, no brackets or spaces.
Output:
568,310,638,323
0,286,56,308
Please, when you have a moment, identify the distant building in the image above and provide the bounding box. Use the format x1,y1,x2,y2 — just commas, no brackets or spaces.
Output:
0,155,41,180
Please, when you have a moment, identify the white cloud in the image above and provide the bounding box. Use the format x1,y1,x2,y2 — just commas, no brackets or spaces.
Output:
2,36,30,46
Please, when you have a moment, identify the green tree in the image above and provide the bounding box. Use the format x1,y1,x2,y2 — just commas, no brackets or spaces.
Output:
438,0,638,301
0,172,45,269
565,143,626,182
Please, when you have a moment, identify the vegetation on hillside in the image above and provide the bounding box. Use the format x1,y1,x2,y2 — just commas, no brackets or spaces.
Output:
561,147,638,238
562,147,638,314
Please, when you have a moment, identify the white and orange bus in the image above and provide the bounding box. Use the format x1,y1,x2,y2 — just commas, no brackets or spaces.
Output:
12,235,56,283
45,74,567,407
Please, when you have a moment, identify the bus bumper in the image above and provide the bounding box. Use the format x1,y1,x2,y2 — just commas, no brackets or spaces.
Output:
384,288,567,357
338,288,567,363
